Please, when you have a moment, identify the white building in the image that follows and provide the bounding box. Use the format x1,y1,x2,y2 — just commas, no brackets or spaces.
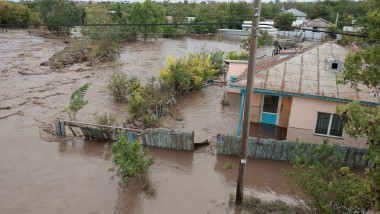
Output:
242,21,278,36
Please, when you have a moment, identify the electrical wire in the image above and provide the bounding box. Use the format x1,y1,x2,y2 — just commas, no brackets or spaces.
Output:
0,22,368,38
0,22,242,27
0,9,252,17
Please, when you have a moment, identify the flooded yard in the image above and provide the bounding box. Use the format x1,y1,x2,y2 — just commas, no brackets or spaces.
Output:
0,29,298,213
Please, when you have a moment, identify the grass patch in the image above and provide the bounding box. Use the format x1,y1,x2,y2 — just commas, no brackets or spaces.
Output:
229,193,310,214
225,162,233,170
41,40,93,69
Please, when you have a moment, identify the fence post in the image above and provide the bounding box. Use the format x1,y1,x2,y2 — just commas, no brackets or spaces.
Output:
55,121,61,136
60,121,66,136
191,131,195,151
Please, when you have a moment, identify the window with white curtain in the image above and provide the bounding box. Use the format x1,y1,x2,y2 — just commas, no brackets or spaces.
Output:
314,112,344,137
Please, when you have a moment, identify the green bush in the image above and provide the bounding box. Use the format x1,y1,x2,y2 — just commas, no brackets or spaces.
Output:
94,112,117,126
159,53,218,95
107,67,141,101
126,77,171,128
144,114,159,128
225,162,233,170
109,134,154,183
225,51,249,60
127,93,148,124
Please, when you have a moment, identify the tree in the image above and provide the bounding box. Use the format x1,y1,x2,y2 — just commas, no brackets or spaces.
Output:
82,4,121,62
273,12,296,31
38,0,83,36
129,0,166,42
285,140,376,213
307,1,332,21
334,0,380,208
0,2,31,26
63,83,91,121
360,0,380,43
110,134,154,183
336,44,380,209
227,1,252,29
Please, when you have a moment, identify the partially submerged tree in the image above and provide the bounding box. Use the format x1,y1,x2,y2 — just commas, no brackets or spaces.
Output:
109,134,154,183
107,66,141,101
82,4,122,62
126,77,172,128
63,83,91,121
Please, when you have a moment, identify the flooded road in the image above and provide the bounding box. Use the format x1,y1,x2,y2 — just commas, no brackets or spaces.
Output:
0,29,299,213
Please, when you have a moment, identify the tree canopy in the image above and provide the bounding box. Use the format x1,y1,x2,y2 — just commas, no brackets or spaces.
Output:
274,12,296,30
129,0,166,42
38,0,83,36
0,2,31,26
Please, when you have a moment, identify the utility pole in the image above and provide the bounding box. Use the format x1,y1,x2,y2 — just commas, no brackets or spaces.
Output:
235,0,261,205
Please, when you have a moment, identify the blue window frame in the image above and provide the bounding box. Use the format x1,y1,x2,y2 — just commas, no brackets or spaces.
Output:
229,76,238,85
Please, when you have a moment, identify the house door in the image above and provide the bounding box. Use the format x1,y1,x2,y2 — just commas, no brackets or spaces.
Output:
261,95,281,125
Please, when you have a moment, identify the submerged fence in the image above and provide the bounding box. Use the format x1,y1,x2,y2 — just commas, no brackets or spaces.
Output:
55,121,194,151
217,135,369,169
145,129,194,151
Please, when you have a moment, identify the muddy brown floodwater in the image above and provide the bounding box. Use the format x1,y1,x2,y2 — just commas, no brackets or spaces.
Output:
0,29,299,214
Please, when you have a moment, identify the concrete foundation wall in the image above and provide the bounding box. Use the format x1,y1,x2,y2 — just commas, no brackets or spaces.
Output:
286,127,367,148
287,97,367,148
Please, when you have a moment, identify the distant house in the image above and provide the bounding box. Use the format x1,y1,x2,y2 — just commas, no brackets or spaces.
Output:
242,21,278,36
291,20,305,28
343,26,364,32
281,7,307,20
300,17,332,31
187,17,195,23
225,43,378,148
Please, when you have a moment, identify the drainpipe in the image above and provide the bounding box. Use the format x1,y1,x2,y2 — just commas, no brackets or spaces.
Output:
237,89,246,136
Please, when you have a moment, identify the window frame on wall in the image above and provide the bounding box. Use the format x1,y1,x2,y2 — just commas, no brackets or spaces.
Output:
314,112,344,138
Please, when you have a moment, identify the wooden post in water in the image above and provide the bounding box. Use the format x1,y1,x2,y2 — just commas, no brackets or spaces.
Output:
235,0,261,205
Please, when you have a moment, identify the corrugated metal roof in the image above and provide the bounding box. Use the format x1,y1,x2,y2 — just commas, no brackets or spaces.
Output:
286,8,307,17
231,43,379,104
301,17,332,28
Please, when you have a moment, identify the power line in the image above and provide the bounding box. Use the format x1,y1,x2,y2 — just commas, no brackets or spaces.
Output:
0,9,252,17
0,22,242,27
0,22,368,38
